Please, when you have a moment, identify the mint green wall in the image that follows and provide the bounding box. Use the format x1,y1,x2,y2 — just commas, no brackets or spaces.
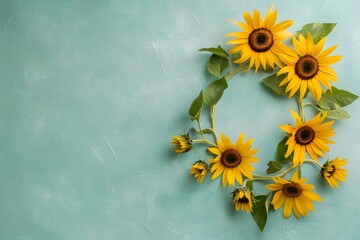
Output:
0,0,359,239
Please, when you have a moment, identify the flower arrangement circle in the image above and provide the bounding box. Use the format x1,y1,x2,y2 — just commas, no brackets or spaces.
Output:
171,5,357,231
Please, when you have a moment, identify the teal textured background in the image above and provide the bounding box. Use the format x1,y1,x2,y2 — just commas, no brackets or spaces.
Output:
1,0,359,239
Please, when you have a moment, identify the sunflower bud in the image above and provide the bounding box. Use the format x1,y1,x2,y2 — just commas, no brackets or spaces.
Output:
190,160,208,183
320,157,348,188
171,133,193,153
232,188,254,212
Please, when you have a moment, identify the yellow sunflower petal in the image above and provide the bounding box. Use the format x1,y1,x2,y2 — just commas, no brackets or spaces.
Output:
273,192,286,210
208,147,221,155
293,36,306,55
280,124,295,133
283,197,293,218
222,168,228,187
317,45,338,59
243,11,254,28
313,37,326,56
273,20,294,32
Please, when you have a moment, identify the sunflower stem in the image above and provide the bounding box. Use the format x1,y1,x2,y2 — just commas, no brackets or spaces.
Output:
210,106,218,139
304,103,315,108
298,99,306,122
192,139,217,147
252,165,294,181
196,120,217,145
196,120,206,140
242,179,250,188
225,65,246,81
304,159,323,168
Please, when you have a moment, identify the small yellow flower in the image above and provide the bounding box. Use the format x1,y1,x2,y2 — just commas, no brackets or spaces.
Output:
226,5,294,72
320,157,348,188
208,133,258,187
190,161,209,183
277,33,342,101
280,110,335,166
233,188,254,212
266,171,322,219
171,133,192,153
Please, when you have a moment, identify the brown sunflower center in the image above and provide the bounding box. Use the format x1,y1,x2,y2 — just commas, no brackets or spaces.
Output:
295,55,319,80
221,149,242,168
327,165,336,176
295,126,315,145
238,196,250,203
283,182,302,197
248,28,274,52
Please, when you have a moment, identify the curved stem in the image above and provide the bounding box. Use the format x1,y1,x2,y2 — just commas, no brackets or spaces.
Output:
205,128,217,137
242,178,252,188
210,106,218,139
295,94,306,122
252,164,294,181
228,58,233,74
304,103,314,108
304,158,323,168
299,100,305,122
225,65,246,81
196,120,206,140
192,139,217,147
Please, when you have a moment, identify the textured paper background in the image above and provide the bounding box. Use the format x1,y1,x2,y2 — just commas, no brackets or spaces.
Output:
0,0,359,239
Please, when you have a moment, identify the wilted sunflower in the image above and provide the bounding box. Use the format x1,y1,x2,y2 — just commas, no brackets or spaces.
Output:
226,5,293,72
233,188,254,212
171,133,192,153
320,157,348,188
266,171,322,218
277,34,342,101
190,160,209,183
208,133,258,187
280,110,335,166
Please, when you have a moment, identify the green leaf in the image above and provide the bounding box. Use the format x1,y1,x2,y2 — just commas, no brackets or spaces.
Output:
207,54,229,78
232,52,241,61
315,107,351,120
251,195,269,232
296,23,337,44
266,161,283,174
188,91,203,121
203,77,228,107
199,45,229,58
246,180,253,191
318,87,358,109
276,136,293,163
201,128,214,134
262,74,287,96
199,46,230,78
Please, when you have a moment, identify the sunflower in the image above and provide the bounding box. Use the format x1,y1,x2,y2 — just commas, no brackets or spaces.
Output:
266,171,322,218
171,133,192,153
233,188,254,212
277,34,342,101
320,157,348,188
190,160,209,183
208,133,258,187
226,5,294,72
280,110,335,166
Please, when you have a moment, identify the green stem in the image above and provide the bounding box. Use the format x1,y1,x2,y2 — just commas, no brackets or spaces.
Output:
192,139,217,147
242,178,250,188
304,159,323,168
304,103,314,108
210,106,218,139
228,58,233,74
225,65,246,81
196,120,206,140
299,100,305,122
252,164,294,181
